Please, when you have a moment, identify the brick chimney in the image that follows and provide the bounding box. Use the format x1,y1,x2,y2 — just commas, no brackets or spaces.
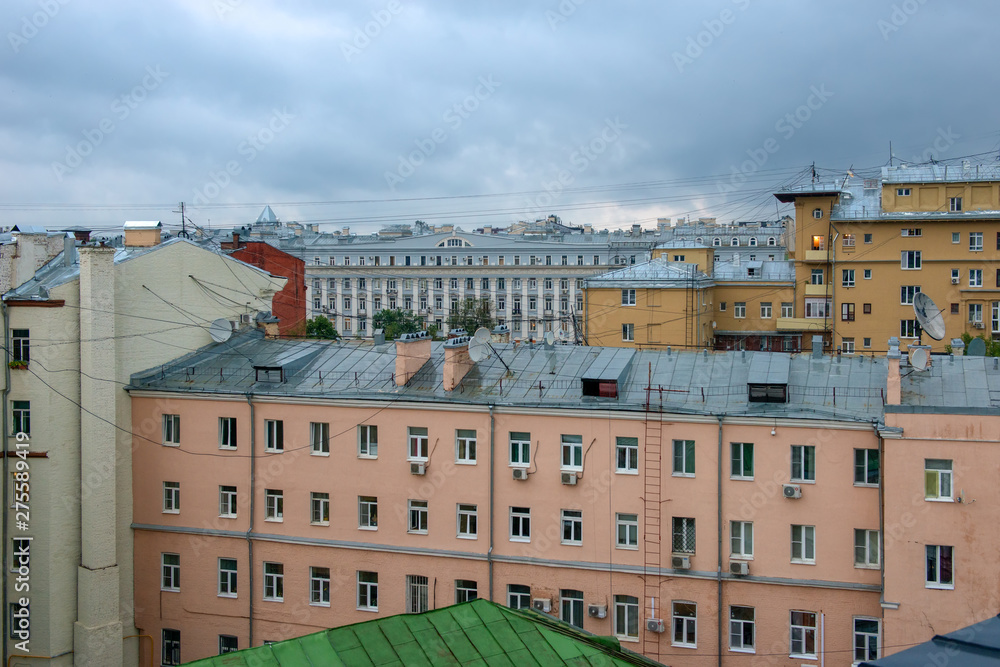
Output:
886,336,901,405
395,331,431,386
443,336,474,391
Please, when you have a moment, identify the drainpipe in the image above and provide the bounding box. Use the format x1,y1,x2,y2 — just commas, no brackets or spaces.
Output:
488,405,495,602
1,302,9,667
245,392,256,647
716,414,723,667
876,422,886,607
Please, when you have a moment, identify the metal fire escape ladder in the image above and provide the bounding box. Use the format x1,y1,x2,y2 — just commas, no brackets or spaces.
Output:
642,407,663,657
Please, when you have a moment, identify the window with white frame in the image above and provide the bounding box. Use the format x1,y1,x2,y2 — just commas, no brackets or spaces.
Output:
760,302,772,318
561,589,584,628
790,610,817,658
617,513,638,549
616,436,638,473
842,338,855,354
672,439,694,476
457,503,477,538
162,414,180,445
952,232,961,244
950,196,962,212
310,567,330,606
163,482,180,513
264,489,283,521
455,579,478,603
926,545,954,588
854,618,880,662
621,289,636,306
791,445,815,482
780,302,793,318
730,521,753,558
510,507,530,542
406,574,429,613
509,431,530,466
357,571,378,610
854,529,880,568
219,485,237,518
854,448,880,486
408,499,428,533
672,517,696,553
622,323,634,342
970,269,983,287
456,429,477,463
900,285,921,305
408,427,428,460
358,496,378,529
791,525,815,563
162,629,181,666
218,558,237,597
219,417,237,449
507,584,531,609
729,606,754,652
842,269,855,287
901,250,921,269
810,269,824,284
265,419,283,452
672,601,697,648
162,553,180,591
731,442,753,479
358,425,378,458
263,562,283,601
310,492,329,525
614,595,639,639
900,319,919,338
310,422,329,455
561,434,583,471
970,302,984,323
864,269,872,279
561,509,582,545
971,232,984,251
925,459,953,500
733,302,746,319
11,329,29,363
804,298,830,318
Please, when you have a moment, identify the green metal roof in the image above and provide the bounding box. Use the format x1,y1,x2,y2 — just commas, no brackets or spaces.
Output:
183,599,666,667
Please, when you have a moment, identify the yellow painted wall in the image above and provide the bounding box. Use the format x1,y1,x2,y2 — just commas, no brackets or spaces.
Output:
584,286,712,348
714,283,796,332
882,181,1000,212
651,246,715,274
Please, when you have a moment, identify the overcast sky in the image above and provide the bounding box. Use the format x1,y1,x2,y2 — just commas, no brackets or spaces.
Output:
2,1,997,234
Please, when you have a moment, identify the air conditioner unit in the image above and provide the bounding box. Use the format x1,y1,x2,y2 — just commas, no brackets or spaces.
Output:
560,472,578,485
532,598,551,613
951,276,961,284
783,483,802,499
646,618,665,633
973,321,985,329
512,468,528,481
729,560,750,576
240,313,252,324
671,555,691,570
588,604,607,619
410,463,426,475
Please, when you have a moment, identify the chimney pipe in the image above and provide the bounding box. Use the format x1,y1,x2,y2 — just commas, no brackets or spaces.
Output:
394,331,431,386
886,337,901,405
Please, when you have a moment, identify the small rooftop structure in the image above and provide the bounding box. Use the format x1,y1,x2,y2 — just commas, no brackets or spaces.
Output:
585,258,713,289
123,220,162,247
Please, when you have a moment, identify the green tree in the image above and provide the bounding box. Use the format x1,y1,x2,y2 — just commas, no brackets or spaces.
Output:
447,298,495,334
305,315,339,340
372,309,424,340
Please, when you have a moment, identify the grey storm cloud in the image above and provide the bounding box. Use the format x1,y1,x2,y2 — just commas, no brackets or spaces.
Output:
1,0,997,233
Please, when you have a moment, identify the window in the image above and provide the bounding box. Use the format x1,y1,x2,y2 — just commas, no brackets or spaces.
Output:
780,302,793,318
359,496,378,529
841,303,855,322
731,442,753,479
218,558,237,597
791,445,815,482
730,521,753,558
622,323,634,341
901,228,922,237
729,606,755,652
456,429,477,463
970,232,983,251
310,492,330,525
406,575,429,613
901,250,921,269
843,337,856,353
790,611,817,658
672,439,695,476
561,509,582,545
355,571,378,610
791,525,815,563
712,237,721,247
733,302,746,319
925,459,952,500
561,434,582,471
614,595,639,639
900,319,918,338
561,590,584,629
162,629,181,666
263,562,283,601
672,601,697,648
842,234,855,247
864,269,872,279
900,285,921,305
219,486,237,518
219,635,238,654
855,529,880,568
952,231,961,244
162,553,180,591
949,196,962,212
812,208,823,219
616,436,638,473
854,618,880,662
621,289,636,306
970,269,983,287
408,426,429,460
864,233,873,244
617,513,638,549
455,579,478,603
842,269,855,287
672,517,696,554
810,268,824,285
264,419,283,452
731,237,739,246
408,499,428,533
863,337,872,348
507,584,531,609
264,489,282,521
509,432,530,466
510,507,531,541
11,329,28,363
760,302,772,319
162,482,180,513
896,187,910,196
926,545,954,588
162,414,180,445
457,503,478,538
310,422,329,455
358,425,378,457
219,417,237,449
854,448,880,486
310,567,330,606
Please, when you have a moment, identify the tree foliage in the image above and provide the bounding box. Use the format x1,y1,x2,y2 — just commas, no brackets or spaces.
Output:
372,309,424,340
305,315,339,340
447,298,495,335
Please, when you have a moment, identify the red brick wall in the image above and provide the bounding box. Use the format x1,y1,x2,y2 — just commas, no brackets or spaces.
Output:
221,239,306,336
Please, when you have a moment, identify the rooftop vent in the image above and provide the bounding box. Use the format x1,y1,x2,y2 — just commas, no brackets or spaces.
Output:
254,366,283,383
747,354,789,403
581,348,634,399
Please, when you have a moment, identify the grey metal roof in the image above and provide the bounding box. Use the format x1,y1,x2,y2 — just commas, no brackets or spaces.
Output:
585,258,714,289
712,259,794,281
898,353,1000,410
256,205,280,224
882,163,1000,183
581,348,634,383
861,614,1000,667
748,354,789,385
10,225,51,234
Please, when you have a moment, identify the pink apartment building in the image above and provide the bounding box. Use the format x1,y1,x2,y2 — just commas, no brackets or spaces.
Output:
127,333,998,666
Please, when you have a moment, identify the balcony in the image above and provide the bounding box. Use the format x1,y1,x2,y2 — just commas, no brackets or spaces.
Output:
803,250,830,262
804,283,832,297
776,318,831,332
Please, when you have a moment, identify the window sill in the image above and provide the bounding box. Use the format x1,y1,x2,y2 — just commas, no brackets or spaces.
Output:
219,446,237,451
616,469,639,475
509,537,530,543
789,479,816,485
730,476,755,482
790,560,816,565
407,458,429,464
358,526,378,531
311,451,330,457
457,534,478,540
560,467,583,474
925,497,955,503
730,554,754,561
310,602,331,608
561,541,582,547
357,607,378,613
729,647,755,654
264,449,284,454
262,598,283,603
854,563,879,570
218,593,237,599
455,460,477,466
358,454,378,460
509,464,530,469
925,583,955,590
790,655,817,661
853,483,879,489
311,521,330,527
161,588,180,593
162,442,180,447
616,636,639,644
407,531,428,536
672,643,697,649
219,514,237,520
671,473,695,479
616,544,638,551
265,518,283,523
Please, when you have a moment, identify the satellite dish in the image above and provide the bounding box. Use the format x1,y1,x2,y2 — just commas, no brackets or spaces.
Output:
910,347,930,371
555,328,569,342
912,293,945,341
544,331,555,346
968,338,987,357
468,337,489,362
209,318,233,343
474,327,491,344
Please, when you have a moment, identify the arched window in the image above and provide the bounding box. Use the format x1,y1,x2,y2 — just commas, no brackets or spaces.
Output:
767,237,776,246
713,237,721,247
731,238,739,247
813,208,823,219
748,237,758,247
695,237,703,244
